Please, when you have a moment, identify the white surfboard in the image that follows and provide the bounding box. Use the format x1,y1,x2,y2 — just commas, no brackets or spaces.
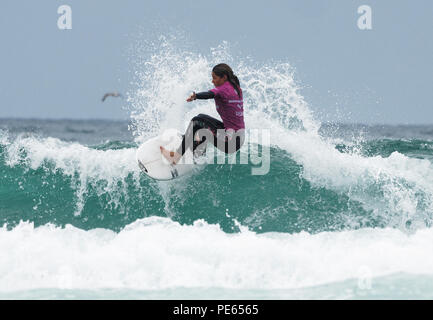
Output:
136,129,205,181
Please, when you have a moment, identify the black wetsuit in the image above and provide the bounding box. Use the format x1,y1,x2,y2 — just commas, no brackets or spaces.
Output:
176,92,245,157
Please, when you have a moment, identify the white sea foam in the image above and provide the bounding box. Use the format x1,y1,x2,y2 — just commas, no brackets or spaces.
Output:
0,129,9,146
4,135,141,215
1,217,433,292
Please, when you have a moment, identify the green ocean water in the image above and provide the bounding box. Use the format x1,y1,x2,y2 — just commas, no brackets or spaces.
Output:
4,120,433,234
2,119,433,299
0,140,368,234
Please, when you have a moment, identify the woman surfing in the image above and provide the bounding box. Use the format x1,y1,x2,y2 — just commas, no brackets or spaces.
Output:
160,63,246,165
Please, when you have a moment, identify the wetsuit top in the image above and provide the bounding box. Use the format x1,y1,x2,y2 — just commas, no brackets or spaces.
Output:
195,81,245,131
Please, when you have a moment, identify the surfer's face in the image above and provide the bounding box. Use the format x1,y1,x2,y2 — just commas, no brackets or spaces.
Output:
212,72,227,87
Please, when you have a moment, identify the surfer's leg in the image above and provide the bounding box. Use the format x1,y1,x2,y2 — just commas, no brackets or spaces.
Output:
193,114,245,154
165,115,244,164
212,129,245,154
175,117,202,156
194,114,224,129
161,115,216,164
176,114,223,156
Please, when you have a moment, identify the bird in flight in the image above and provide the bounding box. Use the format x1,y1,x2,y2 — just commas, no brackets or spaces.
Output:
102,92,123,102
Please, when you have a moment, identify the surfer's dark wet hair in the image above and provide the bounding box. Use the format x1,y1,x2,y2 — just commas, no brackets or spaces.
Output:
212,63,241,98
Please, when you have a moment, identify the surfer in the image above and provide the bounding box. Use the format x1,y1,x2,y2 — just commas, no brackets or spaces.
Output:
160,63,245,164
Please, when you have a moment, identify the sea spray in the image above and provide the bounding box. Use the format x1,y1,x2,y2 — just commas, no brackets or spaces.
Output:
1,217,433,295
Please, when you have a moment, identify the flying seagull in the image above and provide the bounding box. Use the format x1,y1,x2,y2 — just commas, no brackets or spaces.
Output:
102,92,123,102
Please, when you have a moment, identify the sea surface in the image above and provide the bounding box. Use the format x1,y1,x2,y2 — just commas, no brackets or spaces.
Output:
2,119,433,299
1,39,433,299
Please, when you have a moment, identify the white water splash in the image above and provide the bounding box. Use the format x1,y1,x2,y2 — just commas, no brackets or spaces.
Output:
4,135,141,216
126,34,433,229
1,217,433,294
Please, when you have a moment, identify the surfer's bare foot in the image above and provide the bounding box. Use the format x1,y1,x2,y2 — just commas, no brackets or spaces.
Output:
160,146,181,165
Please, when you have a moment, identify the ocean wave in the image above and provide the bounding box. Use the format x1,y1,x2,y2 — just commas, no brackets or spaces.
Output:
1,217,433,293
2,38,433,236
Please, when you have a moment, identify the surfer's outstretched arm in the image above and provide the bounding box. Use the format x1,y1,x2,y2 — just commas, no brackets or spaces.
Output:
196,91,215,99
186,91,215,102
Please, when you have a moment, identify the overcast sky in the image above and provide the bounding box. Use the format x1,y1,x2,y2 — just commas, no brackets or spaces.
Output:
0,0,432,124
